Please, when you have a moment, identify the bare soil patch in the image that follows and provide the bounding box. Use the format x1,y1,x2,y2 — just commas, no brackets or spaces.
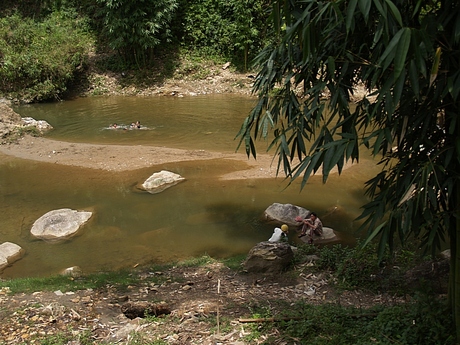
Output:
0,262,406,345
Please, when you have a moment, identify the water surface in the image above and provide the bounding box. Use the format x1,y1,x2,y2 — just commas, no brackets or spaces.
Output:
1,95,379,278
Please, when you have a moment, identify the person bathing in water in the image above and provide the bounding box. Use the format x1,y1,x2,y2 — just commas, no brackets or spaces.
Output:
130,121,141,129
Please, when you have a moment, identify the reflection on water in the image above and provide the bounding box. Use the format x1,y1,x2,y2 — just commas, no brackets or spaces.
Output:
1,96,380,278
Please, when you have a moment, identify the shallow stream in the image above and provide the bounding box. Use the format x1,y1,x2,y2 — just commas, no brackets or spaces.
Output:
1,95,379,278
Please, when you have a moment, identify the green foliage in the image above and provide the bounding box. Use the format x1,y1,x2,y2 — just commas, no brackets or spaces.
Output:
180,0,270,70
0,270,141,294
177,254,216,267
37,331,93,345
222,254,246,270
315,244,349,271
237,0,459,255
95,0,178,67
236,0,460,338
312,243,381,290
0,11,93,102
246,296,455,345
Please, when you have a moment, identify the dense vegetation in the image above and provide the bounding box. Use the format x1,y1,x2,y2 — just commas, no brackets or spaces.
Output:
0,10,93,102
236,0,460,341
0,0,271,102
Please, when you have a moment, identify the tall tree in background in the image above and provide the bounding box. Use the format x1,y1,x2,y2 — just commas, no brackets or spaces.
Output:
237,0,460,338
96,0,178,66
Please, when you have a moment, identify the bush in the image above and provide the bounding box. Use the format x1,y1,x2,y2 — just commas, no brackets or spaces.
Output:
263,295,455,345
314,242,384,290
179,0,271,70
0,11,93,102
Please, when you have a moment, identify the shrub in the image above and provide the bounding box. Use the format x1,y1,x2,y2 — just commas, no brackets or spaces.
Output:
0,10,93,102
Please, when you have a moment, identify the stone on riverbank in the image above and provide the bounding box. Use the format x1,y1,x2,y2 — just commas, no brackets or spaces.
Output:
141,170,185,194
31,208,92,242
21,117,53,134
0,103,53,140
0,242,25,272
243,241,294,274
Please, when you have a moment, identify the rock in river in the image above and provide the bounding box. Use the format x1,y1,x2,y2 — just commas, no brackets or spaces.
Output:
141,170,185,194
0,242,25,272
31,208,92,242
264,203,310,226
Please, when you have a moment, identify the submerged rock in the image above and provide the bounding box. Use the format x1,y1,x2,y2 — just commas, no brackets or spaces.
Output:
0,242,25,272
31,208,92,242
141,170,185,194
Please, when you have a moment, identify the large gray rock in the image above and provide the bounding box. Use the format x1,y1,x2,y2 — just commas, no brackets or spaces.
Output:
243,241,294,274
264,203,310,226
31,208,92,242
141,170,185,194
0,242,25,272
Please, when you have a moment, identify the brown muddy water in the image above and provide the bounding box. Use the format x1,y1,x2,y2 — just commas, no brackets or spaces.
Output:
1,95,380,278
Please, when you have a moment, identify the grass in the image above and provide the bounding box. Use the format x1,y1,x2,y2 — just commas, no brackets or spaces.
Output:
238,296,455,345
0,255,222,295
0,269,157,294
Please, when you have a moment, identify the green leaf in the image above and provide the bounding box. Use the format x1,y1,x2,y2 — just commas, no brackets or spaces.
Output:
362,221,387,247
394,27,411,80
372,0,386,19
358,0,372,22
385,0,403,27
380,28,404,71
346,0,358,32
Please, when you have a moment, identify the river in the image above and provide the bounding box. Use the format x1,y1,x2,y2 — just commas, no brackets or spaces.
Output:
0,95,379,278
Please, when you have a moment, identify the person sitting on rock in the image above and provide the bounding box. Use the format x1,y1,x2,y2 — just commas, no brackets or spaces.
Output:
268,224,289,242
297,212,323,244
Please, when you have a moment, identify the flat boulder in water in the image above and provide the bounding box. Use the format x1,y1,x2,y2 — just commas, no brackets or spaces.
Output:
141,170,185,194
0,242,25,272
31,208,92,242
264,203,310,226
299,227,338,244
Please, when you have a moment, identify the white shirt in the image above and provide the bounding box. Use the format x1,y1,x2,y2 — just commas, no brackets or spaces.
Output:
268,227,286,242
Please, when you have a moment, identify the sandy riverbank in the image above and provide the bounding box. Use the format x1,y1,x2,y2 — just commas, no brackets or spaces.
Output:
0,134,284,180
